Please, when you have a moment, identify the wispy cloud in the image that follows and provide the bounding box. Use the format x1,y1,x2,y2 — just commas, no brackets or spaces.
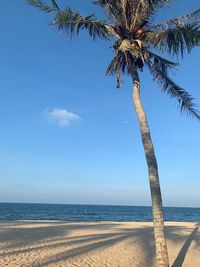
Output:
44,108,81,128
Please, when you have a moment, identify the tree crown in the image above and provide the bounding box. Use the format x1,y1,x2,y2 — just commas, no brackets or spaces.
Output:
27,0,200,119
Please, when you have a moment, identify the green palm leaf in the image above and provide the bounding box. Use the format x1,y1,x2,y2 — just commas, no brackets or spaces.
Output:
27,1,111,40
51,0,60,10
152,8,200,30
130,0,172,28
149,63,200,120
147,23,200,56
106,51,127,86
149,52,178,74
93,0,127,27
119,39,141,58
53,7,111,40
94,1,171,30
105,57,117,76
26,0,57,13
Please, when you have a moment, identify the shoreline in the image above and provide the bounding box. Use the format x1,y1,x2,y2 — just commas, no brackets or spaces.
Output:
0,219,200,224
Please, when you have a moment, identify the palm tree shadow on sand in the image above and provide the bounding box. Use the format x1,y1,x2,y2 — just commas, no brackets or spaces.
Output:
1,222,200,267
171,225,199,267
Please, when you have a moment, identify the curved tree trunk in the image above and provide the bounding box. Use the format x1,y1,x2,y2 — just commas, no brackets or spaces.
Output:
131,71,169,267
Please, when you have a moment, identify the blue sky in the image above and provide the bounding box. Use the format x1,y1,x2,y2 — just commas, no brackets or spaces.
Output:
0,0,200,207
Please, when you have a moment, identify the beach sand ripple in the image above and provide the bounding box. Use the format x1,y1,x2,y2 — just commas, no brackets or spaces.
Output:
0,221,199,267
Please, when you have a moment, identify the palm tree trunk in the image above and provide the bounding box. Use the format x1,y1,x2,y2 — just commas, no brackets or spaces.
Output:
131,71,169,267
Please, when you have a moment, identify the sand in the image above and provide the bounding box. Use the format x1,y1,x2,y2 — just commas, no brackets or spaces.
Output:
0,221,199,267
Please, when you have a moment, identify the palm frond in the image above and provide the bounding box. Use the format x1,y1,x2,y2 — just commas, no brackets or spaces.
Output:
149,52,178,74
129,0,172,29
51,0,60,10
106,49,134,88
26,0,57,13
152,8,200,30
147,23,200,56
93,0,126,26
53,6,111,40
105,57,117,76
129,0,149,30
105,54,121,88
119,39,141,58
140,0,172,12
94,0,171,30
149,63,200,119
94,0,171,38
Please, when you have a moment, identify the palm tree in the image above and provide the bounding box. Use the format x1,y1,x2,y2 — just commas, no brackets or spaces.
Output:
27,0,200,266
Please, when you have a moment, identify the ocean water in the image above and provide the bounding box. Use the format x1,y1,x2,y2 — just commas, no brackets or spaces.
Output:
0,203,199,222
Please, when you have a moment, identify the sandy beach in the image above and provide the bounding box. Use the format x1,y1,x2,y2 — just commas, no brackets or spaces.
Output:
0,221,199,267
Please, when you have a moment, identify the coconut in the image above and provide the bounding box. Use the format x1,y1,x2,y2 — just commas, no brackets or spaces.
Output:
137,29,143,35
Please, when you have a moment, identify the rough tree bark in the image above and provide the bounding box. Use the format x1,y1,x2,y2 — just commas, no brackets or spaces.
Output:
131,71,169,267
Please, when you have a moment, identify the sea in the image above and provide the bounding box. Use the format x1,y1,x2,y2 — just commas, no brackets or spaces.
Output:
0,203,199,222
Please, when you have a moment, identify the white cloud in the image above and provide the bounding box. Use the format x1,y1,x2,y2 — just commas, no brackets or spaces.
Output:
44,108,81,128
